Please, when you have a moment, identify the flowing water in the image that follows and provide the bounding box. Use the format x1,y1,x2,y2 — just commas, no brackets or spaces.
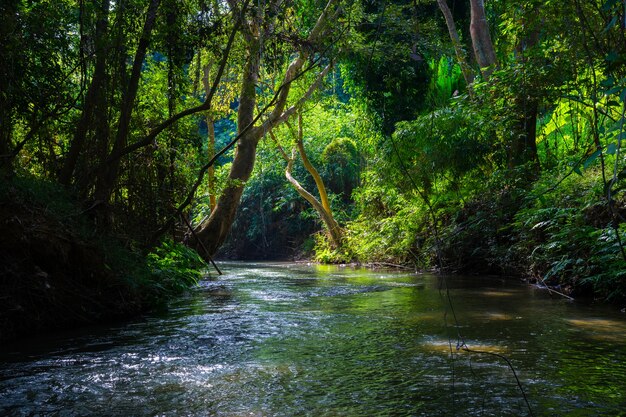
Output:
1,262,626,416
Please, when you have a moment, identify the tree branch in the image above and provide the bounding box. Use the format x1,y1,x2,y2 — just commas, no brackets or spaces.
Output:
103,0,249,166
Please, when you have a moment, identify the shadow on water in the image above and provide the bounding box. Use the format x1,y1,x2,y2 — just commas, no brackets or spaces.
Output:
1,262,626,416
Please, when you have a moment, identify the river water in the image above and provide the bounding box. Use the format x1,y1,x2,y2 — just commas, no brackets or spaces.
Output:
1,262,626,416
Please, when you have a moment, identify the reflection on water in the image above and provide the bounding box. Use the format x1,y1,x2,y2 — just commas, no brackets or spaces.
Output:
422,340,510,355
1,262,626,416
566,318,626,343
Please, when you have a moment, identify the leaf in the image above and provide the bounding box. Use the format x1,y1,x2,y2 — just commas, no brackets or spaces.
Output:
562,94,582,102
606,142,618,155
532,220,553,231
602,0,620,11
605,86,622,96
601,77,616,88
583,149,602,169
573,165,583,176
603,17,619,34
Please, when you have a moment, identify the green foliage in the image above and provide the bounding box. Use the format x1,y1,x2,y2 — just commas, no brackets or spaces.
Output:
312,232,352,264
427,56,464,108
321,137,360,201
341,0,441,132
222,96,366,259
220,153,321,259
146,240,207,294
5,0,626,306
345,201,428,265
392,104,490,193
512,169,626,300
1,174,204,314
0,174,79,221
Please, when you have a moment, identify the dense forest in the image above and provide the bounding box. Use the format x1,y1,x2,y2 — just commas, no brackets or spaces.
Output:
1,0,626,339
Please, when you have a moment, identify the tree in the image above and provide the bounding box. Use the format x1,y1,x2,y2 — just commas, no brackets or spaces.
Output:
437,0,542,168
270,112,342,248
436,0,474,87
191,0,342,255
469,0,496,79
341,0,437,133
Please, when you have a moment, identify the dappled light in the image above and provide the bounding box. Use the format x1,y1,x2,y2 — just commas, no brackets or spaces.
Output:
566,318,626,343
3,264,626,415
478,290,517,298
421,340,510,356
2,0,626,415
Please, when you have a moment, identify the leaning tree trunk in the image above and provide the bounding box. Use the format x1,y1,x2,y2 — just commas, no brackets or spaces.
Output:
202,63,217,211
293,113,342,246
194,129,261,254
284,149,342,248
191,0,338,256
192,31,262,255
269,114,343,248
469,0,497,79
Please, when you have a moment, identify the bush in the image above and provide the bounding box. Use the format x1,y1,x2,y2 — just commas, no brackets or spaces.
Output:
147,239,207,294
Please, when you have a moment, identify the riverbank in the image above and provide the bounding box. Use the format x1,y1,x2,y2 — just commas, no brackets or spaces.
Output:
0,187,139,341
0,176,205,342
312,167,626,306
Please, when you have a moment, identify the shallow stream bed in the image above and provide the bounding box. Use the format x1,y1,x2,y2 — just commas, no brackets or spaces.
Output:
1,262,625,416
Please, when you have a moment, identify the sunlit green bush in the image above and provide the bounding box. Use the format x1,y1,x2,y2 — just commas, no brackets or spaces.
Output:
147,240,207,294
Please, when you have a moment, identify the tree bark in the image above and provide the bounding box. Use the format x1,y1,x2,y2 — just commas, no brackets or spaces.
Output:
510,7,540,169
293,113,341,247
469,0,497,79
192,28,262,255
202,63,217,211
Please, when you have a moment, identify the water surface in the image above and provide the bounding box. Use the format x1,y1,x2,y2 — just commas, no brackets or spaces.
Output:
1,262,625,416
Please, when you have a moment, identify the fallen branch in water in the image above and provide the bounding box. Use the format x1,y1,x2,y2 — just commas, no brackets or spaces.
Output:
536,280,574,300
365,262,414,270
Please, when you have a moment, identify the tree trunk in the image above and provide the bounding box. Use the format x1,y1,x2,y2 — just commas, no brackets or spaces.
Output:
270,129,342,248
286,152,342,248
192,32,262,254
193,128,261,254
58,0,110,186
295,113,332,213
202,63,217,211
292,114,342,247
509,99,539,169
93,0,160,217
436,0,475,87
510,8,541,170
191,0,338,256
469,0,497,79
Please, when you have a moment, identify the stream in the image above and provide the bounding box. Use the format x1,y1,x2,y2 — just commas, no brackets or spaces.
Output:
1,262,626,416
